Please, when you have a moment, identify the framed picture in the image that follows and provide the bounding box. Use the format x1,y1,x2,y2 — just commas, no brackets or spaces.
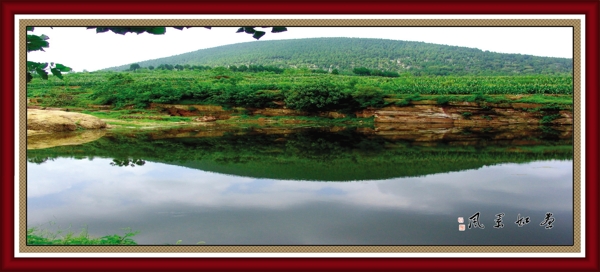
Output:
4,0,598,271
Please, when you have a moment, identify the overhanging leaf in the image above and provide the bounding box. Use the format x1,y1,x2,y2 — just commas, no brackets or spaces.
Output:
146,27,166,35
110,28,129,35
26,34,49,52
236,27,245,33
35,67,48,80
244,27,256,34
27,61,41,71
50,68,64,79
26,26,34,31
252,31,266,40
54,63,72,72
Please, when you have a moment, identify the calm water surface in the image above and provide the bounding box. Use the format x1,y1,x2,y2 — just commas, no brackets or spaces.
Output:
26,127,574,245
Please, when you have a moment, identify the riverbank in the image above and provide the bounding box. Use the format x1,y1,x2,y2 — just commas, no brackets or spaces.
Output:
26,94,573,131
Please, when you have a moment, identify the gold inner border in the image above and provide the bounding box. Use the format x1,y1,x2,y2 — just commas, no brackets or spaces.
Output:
19,19,581,254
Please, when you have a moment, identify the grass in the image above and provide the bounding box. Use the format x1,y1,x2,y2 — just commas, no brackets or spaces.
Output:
27,226,139,245
27,226,207,245
85,109,194,128
387,94,572,106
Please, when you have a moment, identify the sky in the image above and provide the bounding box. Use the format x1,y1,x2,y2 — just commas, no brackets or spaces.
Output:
26,27,573,72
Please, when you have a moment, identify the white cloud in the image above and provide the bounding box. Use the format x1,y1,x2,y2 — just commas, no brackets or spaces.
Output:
27,158,573,222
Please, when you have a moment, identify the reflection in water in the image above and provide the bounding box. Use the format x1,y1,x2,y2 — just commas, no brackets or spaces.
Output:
110,158,146,167
26,126,574,245
27,126,573,181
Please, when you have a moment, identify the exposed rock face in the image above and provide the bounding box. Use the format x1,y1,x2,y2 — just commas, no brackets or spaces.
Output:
150,101,573,126
194,116,218,122
150,103,239,119
27,109,106,133
142,123,573,146
357,102,573,126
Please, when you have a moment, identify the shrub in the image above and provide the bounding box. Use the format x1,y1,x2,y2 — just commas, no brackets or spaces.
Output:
352,86,386,108
284,80,354,112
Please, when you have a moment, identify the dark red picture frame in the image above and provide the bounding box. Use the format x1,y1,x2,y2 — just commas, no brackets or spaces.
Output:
2,1,598,271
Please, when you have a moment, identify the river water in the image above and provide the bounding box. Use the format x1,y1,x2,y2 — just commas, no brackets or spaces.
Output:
26,125,574,245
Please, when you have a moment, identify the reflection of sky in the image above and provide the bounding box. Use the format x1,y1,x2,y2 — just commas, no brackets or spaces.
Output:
27,158,573,245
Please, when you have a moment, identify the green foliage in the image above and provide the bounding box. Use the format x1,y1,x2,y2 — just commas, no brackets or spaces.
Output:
92,27,167,35
351,86,386,108
28,69,572,112
461,112,473,119
26,61,72,83
26,34,49,52
26,29,72,83
435,96,451,105
353,67,371,76
235,27,287,40
88,73,137,107
283,80,355,112
467,92,487,102
41,89,78,107
129,63,141,71
27,227,139,245
395,94,424,106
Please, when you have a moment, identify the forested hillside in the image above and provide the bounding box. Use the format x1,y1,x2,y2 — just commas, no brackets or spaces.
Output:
103,38,573,76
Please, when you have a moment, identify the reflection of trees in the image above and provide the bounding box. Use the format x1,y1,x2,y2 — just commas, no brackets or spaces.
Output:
26,128,574,180
110,158,146,167
27,157,54,164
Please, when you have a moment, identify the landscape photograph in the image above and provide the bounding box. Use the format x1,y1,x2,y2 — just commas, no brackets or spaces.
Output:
25,26,574,246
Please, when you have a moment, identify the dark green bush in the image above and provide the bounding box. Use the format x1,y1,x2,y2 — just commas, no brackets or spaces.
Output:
352,86,386,108
284,80,355,112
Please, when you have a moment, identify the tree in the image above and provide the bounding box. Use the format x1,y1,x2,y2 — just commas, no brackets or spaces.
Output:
352,67,371,76
129,63,141,71
148,65,154,70
26,27,71,82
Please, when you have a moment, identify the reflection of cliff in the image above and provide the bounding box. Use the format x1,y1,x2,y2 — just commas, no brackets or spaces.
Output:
27,126,573,181
27,130,106,150
146,123,573,146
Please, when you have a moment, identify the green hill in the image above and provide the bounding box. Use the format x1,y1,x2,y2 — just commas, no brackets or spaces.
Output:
103,37,573,76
